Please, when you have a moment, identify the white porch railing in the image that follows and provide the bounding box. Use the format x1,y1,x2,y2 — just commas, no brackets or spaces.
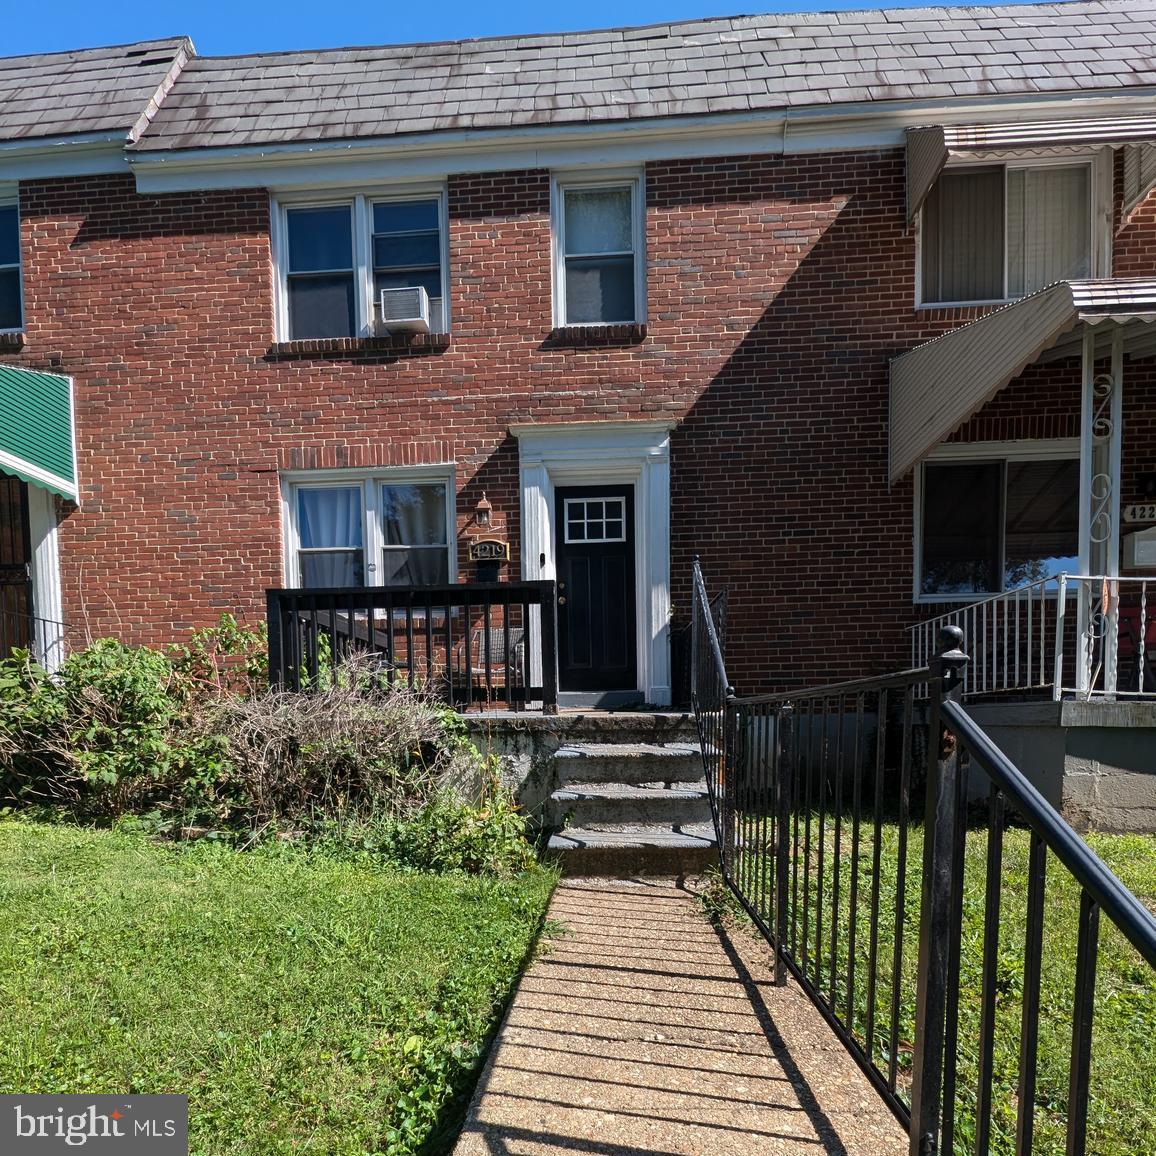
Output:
909,575,1156,701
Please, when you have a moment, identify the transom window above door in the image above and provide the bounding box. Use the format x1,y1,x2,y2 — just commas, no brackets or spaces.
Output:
287,470,455,588
919,160,1100,306
553,173,644,327
275,191,448,341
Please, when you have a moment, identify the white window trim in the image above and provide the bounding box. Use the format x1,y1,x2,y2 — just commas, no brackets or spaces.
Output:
914,150,1111,310
280,465,457,588
0,187,24,334
550,169,646,329
271,187,450,342
913,438,1080,603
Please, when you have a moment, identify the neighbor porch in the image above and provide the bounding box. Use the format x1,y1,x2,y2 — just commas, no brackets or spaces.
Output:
893,279,1156,704
0,363,76,670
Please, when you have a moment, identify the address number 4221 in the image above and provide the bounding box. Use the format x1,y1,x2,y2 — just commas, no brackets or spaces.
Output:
1124,503,1156,524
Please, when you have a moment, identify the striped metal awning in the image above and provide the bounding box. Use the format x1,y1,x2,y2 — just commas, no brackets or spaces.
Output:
0,363,78,501
906,118,1156,222
889,279,1156,484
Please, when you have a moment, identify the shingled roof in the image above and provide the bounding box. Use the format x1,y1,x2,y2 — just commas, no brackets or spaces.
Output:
0,38,192,144
133,0,1156,153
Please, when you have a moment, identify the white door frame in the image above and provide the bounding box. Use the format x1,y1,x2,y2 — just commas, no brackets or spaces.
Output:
512,420,674,707
25,484,65,672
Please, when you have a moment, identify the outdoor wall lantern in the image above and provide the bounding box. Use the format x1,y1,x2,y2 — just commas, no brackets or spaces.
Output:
475,493,492,528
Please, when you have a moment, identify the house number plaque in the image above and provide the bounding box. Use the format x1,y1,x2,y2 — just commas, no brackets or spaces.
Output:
469,539,510,562
1124,504,1156,524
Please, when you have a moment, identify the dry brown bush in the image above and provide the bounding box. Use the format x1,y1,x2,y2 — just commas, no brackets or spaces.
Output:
193,655,483,826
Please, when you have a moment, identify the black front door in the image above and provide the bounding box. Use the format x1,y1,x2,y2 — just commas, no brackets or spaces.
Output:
554,485,637,696
0,475,32,661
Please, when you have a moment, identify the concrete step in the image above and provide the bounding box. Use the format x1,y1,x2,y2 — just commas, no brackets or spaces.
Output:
547,822,718,877
548,780,712,828
554,741,704,786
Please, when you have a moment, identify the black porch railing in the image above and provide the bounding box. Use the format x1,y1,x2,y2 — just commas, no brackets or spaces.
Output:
690,558,1156,1156
0,602,34,662
0,605,71,668
266,582,559,713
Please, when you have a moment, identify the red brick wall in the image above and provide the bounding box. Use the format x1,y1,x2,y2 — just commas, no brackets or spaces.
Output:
9,150,1156,694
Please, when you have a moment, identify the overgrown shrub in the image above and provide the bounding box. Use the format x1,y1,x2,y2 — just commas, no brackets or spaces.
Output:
191,665,481,827
169,614,267,697
0,639,212,813
321,777,537,878
0,632,537,877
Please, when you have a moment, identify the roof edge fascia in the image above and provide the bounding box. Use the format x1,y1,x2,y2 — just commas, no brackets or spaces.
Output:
128,88,1156,194
0,131,129,178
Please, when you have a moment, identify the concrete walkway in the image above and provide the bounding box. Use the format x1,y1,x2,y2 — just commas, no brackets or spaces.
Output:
455,878,906,1156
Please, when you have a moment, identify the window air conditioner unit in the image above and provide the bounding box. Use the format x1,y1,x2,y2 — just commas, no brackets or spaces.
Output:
378,286,430,334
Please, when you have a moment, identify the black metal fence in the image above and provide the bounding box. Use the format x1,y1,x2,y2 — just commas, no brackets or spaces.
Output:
690,558,1156,1156
267,581,559,712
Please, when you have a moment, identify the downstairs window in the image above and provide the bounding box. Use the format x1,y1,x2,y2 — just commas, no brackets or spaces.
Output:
919,455,1079,597
287,471,455,588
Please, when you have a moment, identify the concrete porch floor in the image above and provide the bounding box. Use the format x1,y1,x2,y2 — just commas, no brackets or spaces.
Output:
453,878,906,1155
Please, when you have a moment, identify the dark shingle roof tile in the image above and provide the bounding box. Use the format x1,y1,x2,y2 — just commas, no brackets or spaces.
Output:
6,2,1156,154
0,37,191,143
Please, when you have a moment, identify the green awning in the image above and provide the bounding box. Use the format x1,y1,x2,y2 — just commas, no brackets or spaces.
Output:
0,363,77,501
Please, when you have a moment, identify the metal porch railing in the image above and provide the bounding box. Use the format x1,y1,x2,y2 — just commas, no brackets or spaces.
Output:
0,606,70,671
691,558,1156,1156
910,574,1156,701
266,582,559,712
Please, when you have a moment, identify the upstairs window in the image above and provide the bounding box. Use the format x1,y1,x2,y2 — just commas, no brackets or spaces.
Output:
275,192,448,341
0,199,23,331
373,201,445,334
554,175,643,326
918,453,1079,598
285,206,356,340
920,162,1092,305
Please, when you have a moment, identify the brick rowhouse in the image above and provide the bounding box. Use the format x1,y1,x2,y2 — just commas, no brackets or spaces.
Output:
9,149,1156,695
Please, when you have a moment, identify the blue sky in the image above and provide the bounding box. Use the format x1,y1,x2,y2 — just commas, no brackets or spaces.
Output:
10,0,1049,56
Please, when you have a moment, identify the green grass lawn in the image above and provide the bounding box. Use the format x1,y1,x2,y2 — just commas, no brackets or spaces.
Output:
730,817,1156,1155
0,820,555,1155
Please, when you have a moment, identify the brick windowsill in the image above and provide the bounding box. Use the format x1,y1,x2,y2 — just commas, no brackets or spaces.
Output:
265,333,451,360
0,332,26,352
544,323,647,348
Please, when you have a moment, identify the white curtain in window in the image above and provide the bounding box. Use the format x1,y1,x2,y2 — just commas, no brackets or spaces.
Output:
1007,166,1090,297
299,486,362,549
297,486,363,586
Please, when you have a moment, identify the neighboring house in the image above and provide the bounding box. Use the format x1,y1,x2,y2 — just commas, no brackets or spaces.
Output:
0,4,1154,772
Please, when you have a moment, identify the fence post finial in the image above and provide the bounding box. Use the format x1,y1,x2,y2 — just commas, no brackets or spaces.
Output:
935,625,969,696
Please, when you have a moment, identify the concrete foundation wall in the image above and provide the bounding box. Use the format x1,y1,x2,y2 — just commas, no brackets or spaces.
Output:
964,700,1156,833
